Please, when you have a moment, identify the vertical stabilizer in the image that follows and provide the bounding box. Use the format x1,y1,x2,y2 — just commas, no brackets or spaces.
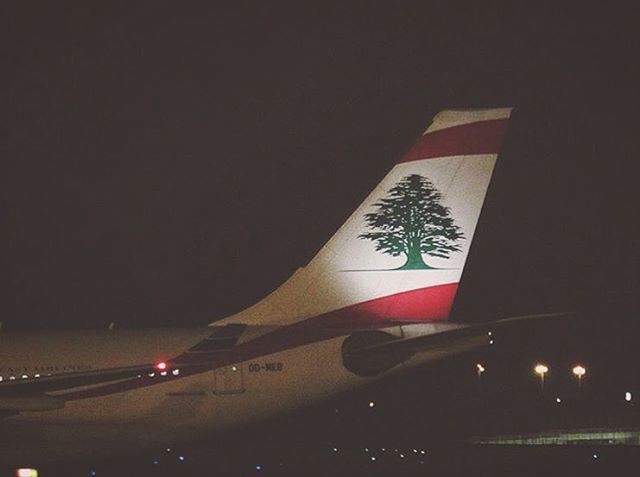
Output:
215,108,512,328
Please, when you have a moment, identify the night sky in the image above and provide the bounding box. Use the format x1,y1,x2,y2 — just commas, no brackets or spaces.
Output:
2,3,638,330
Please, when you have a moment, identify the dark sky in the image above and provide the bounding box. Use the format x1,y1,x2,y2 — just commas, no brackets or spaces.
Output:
1,3,638,329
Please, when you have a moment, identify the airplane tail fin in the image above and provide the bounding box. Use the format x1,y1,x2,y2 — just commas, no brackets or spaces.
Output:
215,108,512,328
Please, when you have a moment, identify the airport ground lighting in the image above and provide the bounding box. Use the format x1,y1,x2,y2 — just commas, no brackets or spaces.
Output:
572,365,586,389
534,363,549,391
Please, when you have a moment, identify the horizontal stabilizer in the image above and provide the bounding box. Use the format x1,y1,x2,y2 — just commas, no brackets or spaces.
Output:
342,312,574,376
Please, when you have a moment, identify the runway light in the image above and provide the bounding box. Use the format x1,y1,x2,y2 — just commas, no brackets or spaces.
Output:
178,455,185,462
592,453,598,459
625,392,632,402
16,469,38,477
370,457,376,461
332,447,338,452
556,397,562,403
368,401,375,408
255,464,262,471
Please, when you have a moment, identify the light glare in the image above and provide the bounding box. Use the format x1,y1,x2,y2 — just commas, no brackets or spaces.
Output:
572,365,586,377
534,364,549,376
154,361,168,371
16,470,38,477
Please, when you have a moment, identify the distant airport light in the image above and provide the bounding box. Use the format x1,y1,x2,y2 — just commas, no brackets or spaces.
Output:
368,401,375,408
255,464,262,471
534,363,549,391
16,469,38,477
556,397,562,403
573,365,587,390
154,361,168,371
625,392,632,402
572,365,586,377
476,363,485,385
534,364,549,376
178,455,185,462
172,369,180,376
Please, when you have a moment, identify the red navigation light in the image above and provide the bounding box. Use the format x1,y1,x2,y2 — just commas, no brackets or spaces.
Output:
154,361,168,371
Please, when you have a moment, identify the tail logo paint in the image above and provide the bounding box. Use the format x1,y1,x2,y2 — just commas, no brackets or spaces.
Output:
358,174,464,270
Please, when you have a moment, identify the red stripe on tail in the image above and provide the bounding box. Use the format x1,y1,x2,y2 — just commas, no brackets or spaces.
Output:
401,118,509,163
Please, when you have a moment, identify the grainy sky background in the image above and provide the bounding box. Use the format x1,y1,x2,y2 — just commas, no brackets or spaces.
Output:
1,3,637,329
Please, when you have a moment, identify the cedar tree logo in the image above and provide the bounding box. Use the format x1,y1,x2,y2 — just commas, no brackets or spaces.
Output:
358,174,464,270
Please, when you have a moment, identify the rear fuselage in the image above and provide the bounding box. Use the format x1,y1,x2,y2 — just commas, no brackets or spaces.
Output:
0,324,457,463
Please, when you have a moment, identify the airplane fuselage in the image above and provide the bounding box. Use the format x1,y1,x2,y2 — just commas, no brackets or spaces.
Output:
0,323,461,463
